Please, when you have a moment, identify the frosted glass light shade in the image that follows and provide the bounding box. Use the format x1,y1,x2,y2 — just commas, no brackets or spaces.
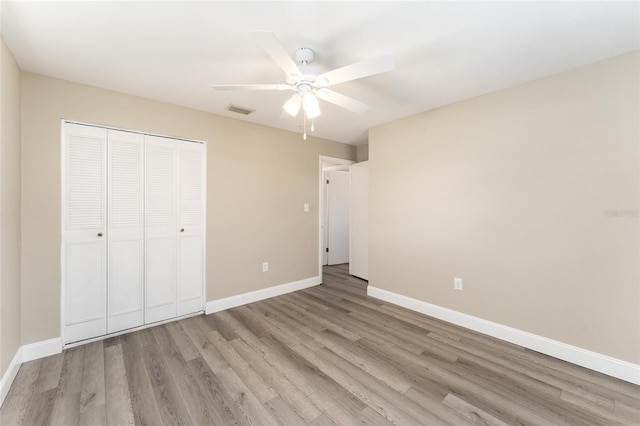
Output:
303,93,321,119
283,94,301,116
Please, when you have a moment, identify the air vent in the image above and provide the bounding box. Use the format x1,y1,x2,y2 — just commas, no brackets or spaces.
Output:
227,104,255,115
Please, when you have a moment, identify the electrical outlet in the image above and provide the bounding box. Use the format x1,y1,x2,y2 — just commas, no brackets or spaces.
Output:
303,203,310,212
262,262,269,272
454,277,463,291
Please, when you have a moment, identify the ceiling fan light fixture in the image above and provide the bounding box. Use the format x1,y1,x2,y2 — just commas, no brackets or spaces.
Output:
283,93,301,116
305,103,321,119
212,31,394,140
302,92,321,119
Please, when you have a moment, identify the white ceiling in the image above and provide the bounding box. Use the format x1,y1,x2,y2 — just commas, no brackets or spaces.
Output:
2,1,638,145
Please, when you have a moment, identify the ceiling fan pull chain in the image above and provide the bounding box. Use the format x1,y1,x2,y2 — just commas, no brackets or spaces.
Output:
303,113,307,140
211,31,394,141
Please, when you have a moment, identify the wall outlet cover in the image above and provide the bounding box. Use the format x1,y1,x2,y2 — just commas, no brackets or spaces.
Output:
454,277,463,291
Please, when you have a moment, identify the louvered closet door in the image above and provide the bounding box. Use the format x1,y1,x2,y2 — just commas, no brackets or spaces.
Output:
62,123,107,343
107,130,144,333
177,141,205,316
144,135,178,323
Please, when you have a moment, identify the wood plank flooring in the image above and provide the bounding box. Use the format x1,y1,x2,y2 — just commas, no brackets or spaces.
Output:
2,264,639,425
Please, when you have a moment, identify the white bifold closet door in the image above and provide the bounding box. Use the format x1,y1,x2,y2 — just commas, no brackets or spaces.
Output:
107,129,145,333
63,123,205,344
144,135,178,323
62,124,108,343
176,140,206,317
144,136,206,323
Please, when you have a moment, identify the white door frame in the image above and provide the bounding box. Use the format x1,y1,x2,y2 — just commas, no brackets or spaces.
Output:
318,156,354,281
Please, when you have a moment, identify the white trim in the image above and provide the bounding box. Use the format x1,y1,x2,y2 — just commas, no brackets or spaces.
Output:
0,347,22,407
206,276,321,314
64,311,202,349
367,285,640,385
201,141,208,315
318,155,354,280
1,337,64,408
60,119,66,344
22,337,63,363
1,311,207,407
62,119,206,145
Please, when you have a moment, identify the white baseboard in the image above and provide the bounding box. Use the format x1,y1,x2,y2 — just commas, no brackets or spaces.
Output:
22,337,63,363
0,337,63,408
0,347,23,408
206,275,321,314
367,285,640,385
2,276,317,407
64,311,202,349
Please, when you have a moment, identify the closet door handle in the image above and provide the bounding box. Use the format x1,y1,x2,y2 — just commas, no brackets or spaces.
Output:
180,228,185,233
97,232,103,237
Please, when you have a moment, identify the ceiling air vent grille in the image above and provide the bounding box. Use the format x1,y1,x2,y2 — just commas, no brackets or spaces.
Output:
227,104,255,115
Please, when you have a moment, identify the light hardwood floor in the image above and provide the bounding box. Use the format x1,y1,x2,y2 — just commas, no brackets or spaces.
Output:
2,264,639,425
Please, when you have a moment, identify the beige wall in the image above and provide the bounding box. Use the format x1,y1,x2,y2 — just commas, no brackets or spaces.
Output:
356,144,369,162
369,51,639,364
20,72,355,345
0,37,22,377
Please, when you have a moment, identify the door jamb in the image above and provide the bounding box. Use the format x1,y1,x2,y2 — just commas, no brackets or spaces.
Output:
318,155,355,282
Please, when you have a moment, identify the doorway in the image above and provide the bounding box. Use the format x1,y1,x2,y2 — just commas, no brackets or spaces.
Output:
318,156,354,279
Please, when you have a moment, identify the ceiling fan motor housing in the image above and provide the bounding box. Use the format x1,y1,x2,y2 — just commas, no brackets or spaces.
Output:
212,32,393,119
295,47,314,65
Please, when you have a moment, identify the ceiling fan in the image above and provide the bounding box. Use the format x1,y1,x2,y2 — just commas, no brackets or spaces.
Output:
212,31,394,138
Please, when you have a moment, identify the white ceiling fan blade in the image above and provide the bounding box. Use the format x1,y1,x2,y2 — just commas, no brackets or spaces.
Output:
212,84,291,91
316,89,369,114
317,55,394,87
251,31,301,78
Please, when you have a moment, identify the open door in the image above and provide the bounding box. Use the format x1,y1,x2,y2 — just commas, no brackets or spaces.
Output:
349,161,369,280
324,170,350,265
